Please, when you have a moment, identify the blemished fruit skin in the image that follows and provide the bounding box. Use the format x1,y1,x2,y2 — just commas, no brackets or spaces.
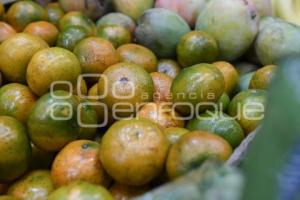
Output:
0,22,16,44
0,83,37,124
137,102,185,128
0,116,31,183
96,12,136,35
7,170,54,200
56,26,89,51
58,11,97,36
213,61,239,95
100,118,169,186
255,18,300,65
186,112,245,148
151,72,173,102
27,91,80,152
24,21,59,46
74,37,119,75
135,8,191,58
6,1,47,32
166,131,232,179
46,3,65,26
26,47,82,96
196,0,259,61
171,63,225,115
177,31,219,68
0,33,49,83
112,0,154,21
51,140,111,188
163,127,189,145
117,44,158,73
155,0,205,27
228,89,267,134
157,59,181,79
98,62,154,117
97,25,132,48
249,65,277,90
48,181,114,200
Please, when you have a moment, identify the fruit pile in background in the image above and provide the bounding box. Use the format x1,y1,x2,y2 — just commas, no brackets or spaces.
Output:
0,0,298,199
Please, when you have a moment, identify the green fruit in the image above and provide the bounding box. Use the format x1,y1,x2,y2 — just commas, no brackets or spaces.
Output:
8,170,54,200
186,112,245,148
249,65,277,90
56,26,89,51
0,116,31,182
112,0,154,21
228,89,267,134
97,25,132,48
177,31,219,67
46,3,65,26
77,98,98,140
157,59,181,79
96,12,136,34
135,8,191,58
6,1,47,32
59,11,97,36
49,181,113,200
27,91,80,152
255,18,300,65
196,0,259,61
216,93,230,112
163,127,189,145
0,33,49,83
30,143,55,170
236,72,255,92
171,63,225,115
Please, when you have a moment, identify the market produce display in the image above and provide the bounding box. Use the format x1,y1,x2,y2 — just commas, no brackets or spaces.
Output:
0,0,298,199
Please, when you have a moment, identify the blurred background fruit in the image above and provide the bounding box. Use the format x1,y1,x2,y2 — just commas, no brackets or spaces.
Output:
6,1,47,32
0,22,16,44
135,8,190,58
97,25,132,48
46,3,65,26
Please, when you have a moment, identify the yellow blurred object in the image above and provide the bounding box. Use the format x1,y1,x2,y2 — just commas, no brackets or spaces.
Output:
272,0,300,26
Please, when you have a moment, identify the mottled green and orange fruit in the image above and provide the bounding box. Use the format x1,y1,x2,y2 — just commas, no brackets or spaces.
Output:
8,170,54,200
46,3,65,26
27,91,80,152
97,25,132,48
0,33,49,83
137,102,184,129
109,183,149,200
249,65,277,90
177,31,219,67
163,127,189,145
151,72,173,102
49,181,113,200
228,89,267,134
171,63,225,115
56,25,89,51
0,22,16,43
51,140,111,188
112,0,154,21
73,37,119,76
0,116,31,182
100,118,169,186
117,44,158,73
157,59,181,78
98,62,154,117
0,83,36,124
27,47,81,96
6,1,47,32
166,131,232,179
213,61,239,95
59,11,97,36
88,84,114,127
96,12,136,35
24,21,59,46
